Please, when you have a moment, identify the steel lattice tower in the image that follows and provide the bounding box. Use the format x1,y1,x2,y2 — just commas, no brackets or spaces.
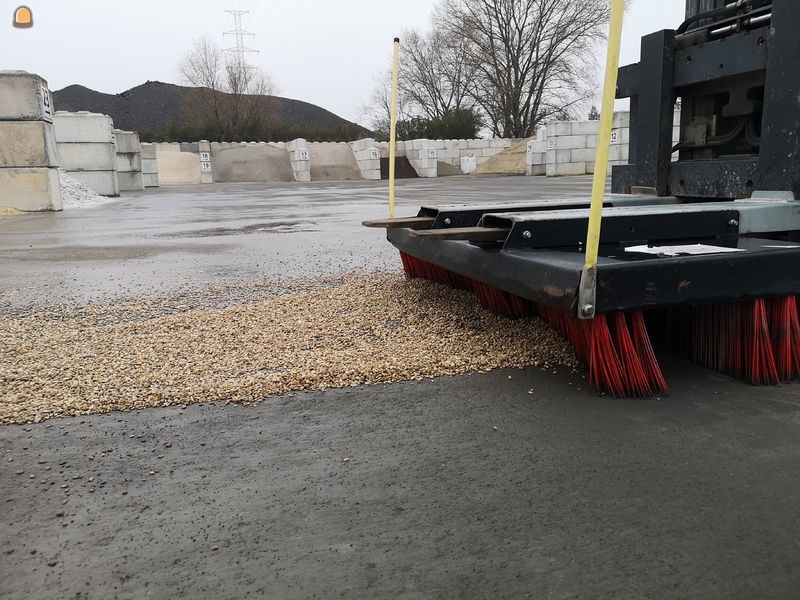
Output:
223,10,259,80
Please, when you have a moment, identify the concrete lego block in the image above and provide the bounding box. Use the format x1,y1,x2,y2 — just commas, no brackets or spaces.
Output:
140,143,157,160
65,170,119,196
155,142,180,153
116,153,142,173
526,164,545,176
117,171,144,191
0,71,54,122
198,140,211,152
482,147,503,158
553,135,588,150
586,135,598,149
610,128,630,145
56,142,116,171
180,141,199,154
546,161,587,177
530,140,548,153
349,139,367,152
141,158,158,175
200,154,213,181
572,120,600,135
547,121,572,137
607,144,629,162
546,149,572,164
489,139,510,148
571,148,598,163
408,139,430,151
143,172,159,188
0,166,62,210
54,112,114,143
612,111,630,129
287,138,307,152
529,152,546,166
114,130,141,154
0,121,59,167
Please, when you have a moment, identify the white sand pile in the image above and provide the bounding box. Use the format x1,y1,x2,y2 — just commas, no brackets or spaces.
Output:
59,169,116,209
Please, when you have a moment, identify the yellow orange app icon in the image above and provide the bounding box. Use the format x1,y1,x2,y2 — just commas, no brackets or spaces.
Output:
14,6,33,28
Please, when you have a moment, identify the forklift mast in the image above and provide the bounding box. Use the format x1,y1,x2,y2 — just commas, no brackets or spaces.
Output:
613,0,799,200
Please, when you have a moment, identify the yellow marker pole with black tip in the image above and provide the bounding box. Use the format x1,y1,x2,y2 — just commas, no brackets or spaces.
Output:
578,0,625,319
389,37,400,219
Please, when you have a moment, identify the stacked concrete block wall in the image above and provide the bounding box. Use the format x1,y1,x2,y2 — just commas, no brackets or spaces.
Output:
198,140,213,184
287,138,311,182
405,139,438,178
114,129,144,191
349,138,381,180
0,70,63,210
525,139,548,176
140,143,159,187
529,110,681,177
54,111,118,196
375,138,519,176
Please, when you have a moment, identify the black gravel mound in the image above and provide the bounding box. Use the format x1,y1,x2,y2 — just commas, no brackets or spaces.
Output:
52,80,365,134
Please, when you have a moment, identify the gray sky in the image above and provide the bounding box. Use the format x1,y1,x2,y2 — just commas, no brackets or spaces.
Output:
5,0,685,126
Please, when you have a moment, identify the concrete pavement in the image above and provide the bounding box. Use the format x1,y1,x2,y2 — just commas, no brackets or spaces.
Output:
2,175,799,599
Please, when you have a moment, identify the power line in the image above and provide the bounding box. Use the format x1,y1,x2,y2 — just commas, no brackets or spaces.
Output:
264,0,323,61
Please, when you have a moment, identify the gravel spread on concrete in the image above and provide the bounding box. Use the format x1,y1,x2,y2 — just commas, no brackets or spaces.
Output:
1,272,578,424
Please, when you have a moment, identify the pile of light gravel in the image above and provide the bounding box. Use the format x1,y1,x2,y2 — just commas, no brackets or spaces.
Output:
0,272,579,424
58,169,115,209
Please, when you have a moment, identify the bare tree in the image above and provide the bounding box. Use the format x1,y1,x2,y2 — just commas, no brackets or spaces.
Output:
178,35,276,140
437,0,610,138
361,68,412,136
398,27,479,120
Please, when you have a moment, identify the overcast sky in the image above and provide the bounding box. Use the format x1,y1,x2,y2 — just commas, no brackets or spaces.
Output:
5,0,684,126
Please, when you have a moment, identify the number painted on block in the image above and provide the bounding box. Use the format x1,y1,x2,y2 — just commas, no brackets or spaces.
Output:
40,85,52,122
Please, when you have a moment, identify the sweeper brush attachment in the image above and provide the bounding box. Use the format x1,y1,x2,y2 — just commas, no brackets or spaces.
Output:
364,0,800,397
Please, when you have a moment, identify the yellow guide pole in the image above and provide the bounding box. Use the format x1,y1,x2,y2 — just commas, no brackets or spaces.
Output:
389,37,400,219
584,0,625,270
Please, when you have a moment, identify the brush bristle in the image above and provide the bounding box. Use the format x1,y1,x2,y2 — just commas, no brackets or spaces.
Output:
400,251,800,394
399,251,668,397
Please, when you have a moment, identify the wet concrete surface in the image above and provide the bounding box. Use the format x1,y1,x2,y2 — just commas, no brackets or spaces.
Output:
2,176,800,598
0,176,597,307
